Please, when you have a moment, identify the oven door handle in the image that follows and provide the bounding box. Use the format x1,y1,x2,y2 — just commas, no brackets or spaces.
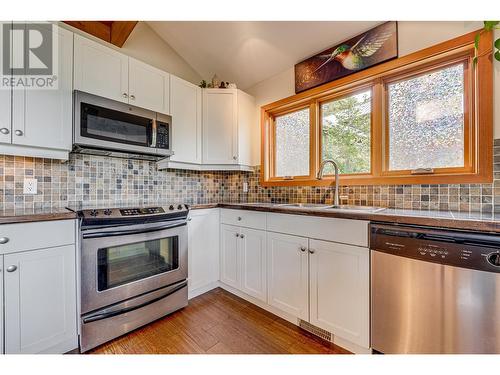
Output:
82,280,187,324
82,220,186,239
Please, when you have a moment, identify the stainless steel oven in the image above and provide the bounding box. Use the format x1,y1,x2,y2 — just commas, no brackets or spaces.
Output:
73,91,173,160
79,205,188,352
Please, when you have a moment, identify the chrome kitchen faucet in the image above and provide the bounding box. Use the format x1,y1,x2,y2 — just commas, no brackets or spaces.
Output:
317,159,340,207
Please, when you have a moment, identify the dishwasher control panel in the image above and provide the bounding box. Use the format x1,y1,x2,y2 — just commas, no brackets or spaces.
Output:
370,223,500,273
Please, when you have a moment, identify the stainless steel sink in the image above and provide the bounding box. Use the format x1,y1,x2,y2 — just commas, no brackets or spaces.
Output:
275,203,331,209
323,205,386,213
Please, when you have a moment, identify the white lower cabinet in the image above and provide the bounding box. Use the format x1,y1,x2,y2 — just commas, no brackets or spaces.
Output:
220,224,267,303
220,224,240,288
239,228,267,301
187,209,220,298
266,232,309,321
0,256,3,355
3,245,77,354
309,239,370,348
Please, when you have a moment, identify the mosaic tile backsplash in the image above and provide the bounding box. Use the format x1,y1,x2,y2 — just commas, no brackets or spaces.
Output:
1,140,500,213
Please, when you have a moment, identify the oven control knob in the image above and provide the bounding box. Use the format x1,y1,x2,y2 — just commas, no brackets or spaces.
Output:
169,205,174,210
104,209,112,216
177,204,183,210
487,252,500,267
89,210,98,217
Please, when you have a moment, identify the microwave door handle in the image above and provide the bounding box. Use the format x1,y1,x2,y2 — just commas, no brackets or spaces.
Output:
82,280,188,324
150,118,157,147
82,220,186,239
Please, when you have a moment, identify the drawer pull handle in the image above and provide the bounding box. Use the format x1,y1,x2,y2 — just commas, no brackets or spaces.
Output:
6,265,17,272
0,237,9,244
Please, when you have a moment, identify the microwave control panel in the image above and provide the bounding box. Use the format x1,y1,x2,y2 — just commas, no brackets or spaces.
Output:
156,122,169,149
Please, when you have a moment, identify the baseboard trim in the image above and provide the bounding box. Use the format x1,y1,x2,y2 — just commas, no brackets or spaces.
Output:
188,281,220,299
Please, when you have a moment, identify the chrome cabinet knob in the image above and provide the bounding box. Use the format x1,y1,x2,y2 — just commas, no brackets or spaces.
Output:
240,234,245,239
130,95,136,100
235,233,240,237
308,249,315,254
233,156,237,160
187,217,192,222
6,265,17,272
122,93,128,98
0,128,9,135
0,237,9,244
15,129,23,136
300,246,307,252
237,217,242,221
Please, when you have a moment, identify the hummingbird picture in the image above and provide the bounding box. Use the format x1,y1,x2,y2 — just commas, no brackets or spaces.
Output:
295,21,398,93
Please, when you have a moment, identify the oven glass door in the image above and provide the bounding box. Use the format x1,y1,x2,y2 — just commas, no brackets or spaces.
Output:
81,222,187,314
97,236,179,292
80,101,153,147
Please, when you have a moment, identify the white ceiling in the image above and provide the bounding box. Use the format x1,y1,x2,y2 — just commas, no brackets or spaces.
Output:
147,21,383,90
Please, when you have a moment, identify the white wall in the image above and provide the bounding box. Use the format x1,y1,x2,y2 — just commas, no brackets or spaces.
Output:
247,21,500,139
121,22,202,84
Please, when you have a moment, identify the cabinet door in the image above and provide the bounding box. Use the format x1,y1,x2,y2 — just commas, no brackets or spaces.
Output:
74,33,129,103
12,25,73,151
239,228,267,302
237,90,256,166
220,224,240,288
170,76,202,163
188,209,220,295
4,245,77,354
0,255,3,354
202,89,238,164
128,57,170,114
309,239,370,348
267,232,309,320
0,22,12,144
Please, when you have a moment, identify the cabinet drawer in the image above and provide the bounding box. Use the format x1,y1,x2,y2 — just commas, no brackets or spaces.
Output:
220,209,266,230
266,213,368,247
0,220,76,255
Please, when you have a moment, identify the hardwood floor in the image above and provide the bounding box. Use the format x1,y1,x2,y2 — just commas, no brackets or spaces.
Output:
89,288,351,354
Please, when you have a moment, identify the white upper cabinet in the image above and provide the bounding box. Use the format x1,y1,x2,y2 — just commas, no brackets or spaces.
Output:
74,34,171,114
128,57,170,114
74,34,129,103
169,75,202,164
3,244,77,354
309,239,370,348
12,25,73,151
267,232,309,321
0,22,11,145
202,89,238,164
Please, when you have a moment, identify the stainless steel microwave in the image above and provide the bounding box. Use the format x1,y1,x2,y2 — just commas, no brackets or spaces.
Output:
73,91,173,161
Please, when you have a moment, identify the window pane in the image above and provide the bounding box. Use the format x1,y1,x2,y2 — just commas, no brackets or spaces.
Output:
275,108,310,177
321,90,371,175
388,63,465,171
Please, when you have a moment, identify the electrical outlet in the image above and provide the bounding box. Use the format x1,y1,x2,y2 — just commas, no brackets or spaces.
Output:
23,178,37,194
243,182,249,193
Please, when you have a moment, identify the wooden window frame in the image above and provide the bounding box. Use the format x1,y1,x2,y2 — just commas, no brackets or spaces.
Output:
260,29,493,187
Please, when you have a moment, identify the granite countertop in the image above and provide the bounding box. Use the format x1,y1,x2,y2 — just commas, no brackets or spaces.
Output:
3,201,500,233
0,207,77,225
212,203,500,233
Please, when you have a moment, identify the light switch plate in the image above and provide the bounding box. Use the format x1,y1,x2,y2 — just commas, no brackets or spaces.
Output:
23,178,37,194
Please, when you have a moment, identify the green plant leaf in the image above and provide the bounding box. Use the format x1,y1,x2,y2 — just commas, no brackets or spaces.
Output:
495,50,500,62
495,38,500,50
484,21,500,31
474,33,480,49
473,56,478,65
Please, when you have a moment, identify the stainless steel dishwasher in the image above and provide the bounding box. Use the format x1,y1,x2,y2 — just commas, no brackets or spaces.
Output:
371,223,500,354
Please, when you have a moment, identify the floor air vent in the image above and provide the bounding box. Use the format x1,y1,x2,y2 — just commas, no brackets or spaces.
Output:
298,319,332,342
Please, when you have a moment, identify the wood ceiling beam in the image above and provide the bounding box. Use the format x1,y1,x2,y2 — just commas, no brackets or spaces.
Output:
63,21,138,47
